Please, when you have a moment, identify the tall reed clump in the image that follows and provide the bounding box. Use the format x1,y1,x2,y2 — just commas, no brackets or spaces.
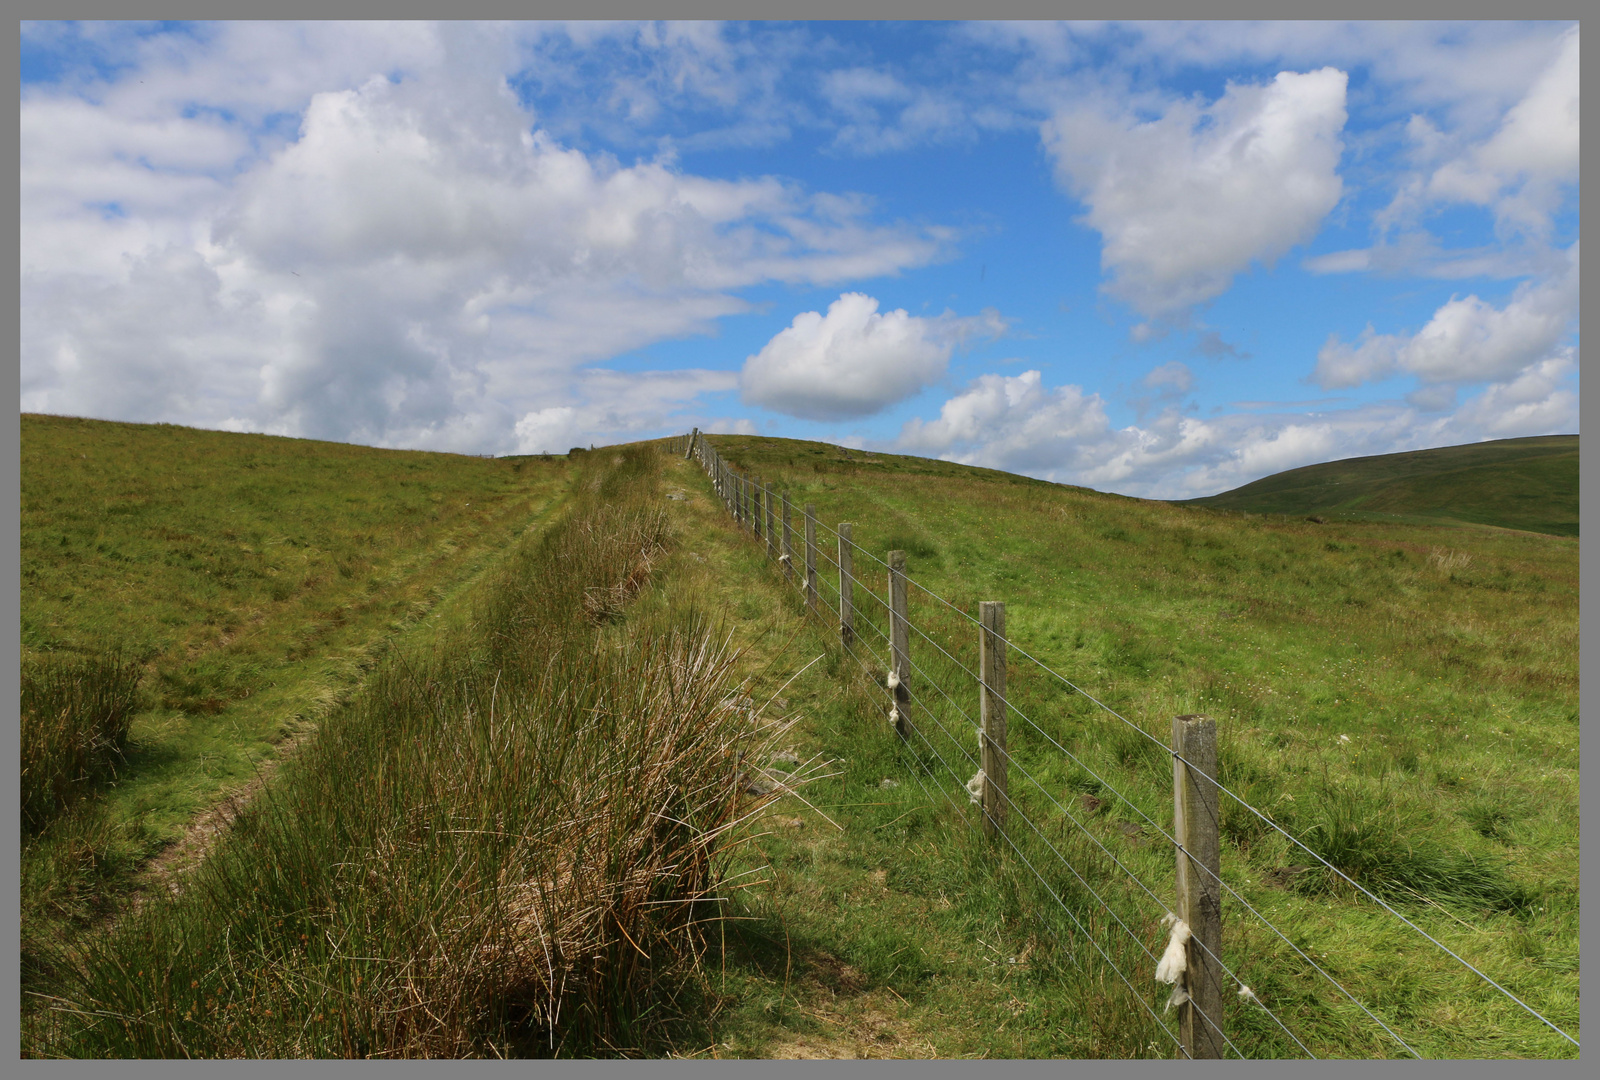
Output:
21,653,144,832
30,446,778,1058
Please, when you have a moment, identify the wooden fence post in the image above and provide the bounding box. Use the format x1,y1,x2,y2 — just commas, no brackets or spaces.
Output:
686,428,697,459
804,504,818,612
1173,713,1224,1059
979,601,1008,839
888,550,911,739
751,478,762,539
838,522,855,651
765,482,777,560
781,492,795,582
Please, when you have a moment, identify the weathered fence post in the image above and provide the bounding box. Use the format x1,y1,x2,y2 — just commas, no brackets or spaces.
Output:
736,471,746,527
686,428,697,459
764,482,777,560
781,492,795,582
888,550,911,739
750,478,762,539
804,504,818,612
838,522,855,651
1173,713,1224,1059
979,601,1008,839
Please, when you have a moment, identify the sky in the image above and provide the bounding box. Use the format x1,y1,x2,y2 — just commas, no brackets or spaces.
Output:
19,20,1579,499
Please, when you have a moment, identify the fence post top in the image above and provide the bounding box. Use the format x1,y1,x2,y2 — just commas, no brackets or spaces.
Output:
888,549,907,569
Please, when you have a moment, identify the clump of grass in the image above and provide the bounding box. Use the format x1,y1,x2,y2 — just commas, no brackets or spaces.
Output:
21,653,144,831
881,532,940,564
1293,783,1531,913
31,446,777,1058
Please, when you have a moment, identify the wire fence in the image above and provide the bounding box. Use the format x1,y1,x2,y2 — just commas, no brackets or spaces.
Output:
670,430,1579,1059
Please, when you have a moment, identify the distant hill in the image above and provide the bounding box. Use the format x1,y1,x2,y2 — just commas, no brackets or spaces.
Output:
1178,435,1578,537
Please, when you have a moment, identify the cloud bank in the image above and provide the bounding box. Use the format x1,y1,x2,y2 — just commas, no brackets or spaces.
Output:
20,22,948,452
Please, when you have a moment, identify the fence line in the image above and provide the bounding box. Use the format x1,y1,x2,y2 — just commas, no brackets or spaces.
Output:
675,429,1576,1058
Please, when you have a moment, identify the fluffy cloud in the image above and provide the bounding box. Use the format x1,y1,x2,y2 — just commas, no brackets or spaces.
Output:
1042,67,1348,320
896,362,1577,500
898,370,1114,473
739,293,1003,421
1425,26,1578,239
20,23,947,452
1313,242,1578,389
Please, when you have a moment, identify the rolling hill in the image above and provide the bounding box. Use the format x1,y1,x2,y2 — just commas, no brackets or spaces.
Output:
1178,435,1578,536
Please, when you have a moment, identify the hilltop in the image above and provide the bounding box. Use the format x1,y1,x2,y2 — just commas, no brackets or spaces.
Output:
1177,435,1578,536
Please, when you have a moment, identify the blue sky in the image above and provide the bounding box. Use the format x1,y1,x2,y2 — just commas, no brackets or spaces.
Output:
19,20,1578,498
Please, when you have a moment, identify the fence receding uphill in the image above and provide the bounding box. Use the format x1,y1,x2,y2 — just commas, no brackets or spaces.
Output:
669,428,1579,1060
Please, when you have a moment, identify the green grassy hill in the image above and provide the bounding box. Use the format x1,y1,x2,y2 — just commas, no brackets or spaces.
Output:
22,423,1579,1059
1178,435,1578,536
20,414,569,1000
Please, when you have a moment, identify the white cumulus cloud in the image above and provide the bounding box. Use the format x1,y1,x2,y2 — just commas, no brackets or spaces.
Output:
1425,25,1578,240
1042,67,1348,321
739,293,1004,421
1313,242,1578,390
20,23,947,453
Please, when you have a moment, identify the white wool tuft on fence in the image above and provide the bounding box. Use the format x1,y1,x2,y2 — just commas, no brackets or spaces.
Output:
1155,912,1191,985
966,769,986,805
886,670,900,690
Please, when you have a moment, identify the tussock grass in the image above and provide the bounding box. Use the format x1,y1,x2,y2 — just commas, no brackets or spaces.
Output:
22,653,145,831
27,446,779,1058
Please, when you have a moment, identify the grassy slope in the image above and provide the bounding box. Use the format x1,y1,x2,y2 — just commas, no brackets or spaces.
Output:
20,426,1579,1058
1178,435,1578,537
669,434,1577,1059
20,415,570,963
31,446,768,1059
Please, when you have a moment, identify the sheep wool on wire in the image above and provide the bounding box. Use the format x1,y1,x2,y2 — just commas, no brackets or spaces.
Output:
885,670,900,690
1156,912,1193,1012
1155,911,1191,983
966,769,986,805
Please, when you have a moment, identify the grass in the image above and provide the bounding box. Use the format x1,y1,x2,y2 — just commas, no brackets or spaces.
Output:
659,434,1577,1058
1178,434,1578,537
21,652,145,831
26,445,787,1058
20,426,1579,1057
20,414,569,995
